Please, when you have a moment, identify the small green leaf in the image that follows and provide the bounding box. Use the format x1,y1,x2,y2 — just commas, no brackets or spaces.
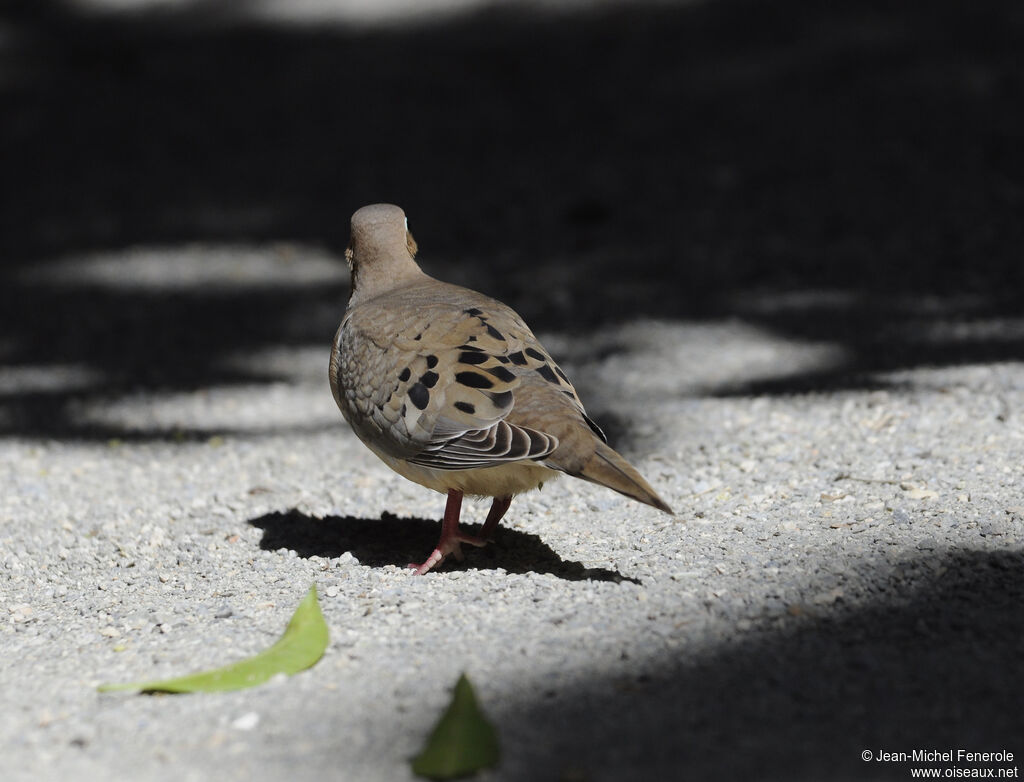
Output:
412,673,500,780
98,584,328,694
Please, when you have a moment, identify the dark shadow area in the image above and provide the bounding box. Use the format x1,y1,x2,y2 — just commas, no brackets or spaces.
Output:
711,296,1024,396
502,548,1024,781
248,509,639,582
2,0,1024,438
0,284,338,438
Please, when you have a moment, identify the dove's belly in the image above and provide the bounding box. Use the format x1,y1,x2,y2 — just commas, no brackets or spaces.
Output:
371,445,559,498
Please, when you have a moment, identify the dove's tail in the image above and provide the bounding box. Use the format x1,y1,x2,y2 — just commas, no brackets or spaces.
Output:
572,440,674,515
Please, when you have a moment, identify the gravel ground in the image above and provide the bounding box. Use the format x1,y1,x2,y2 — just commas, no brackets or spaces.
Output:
2,1,1023,781
2,254,1022,781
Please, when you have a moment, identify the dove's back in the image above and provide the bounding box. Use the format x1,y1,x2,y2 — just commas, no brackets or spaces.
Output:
332,275,672,514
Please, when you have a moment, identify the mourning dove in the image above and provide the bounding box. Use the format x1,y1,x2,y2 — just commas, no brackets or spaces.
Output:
330,203,673,574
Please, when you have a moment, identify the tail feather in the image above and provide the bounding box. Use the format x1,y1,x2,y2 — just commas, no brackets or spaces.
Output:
576,441,674,514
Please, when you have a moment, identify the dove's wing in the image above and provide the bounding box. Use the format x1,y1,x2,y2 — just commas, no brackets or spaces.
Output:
333,288,559,471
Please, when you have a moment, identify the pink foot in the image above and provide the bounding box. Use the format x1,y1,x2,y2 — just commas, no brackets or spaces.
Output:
407,491,514,575
408,530,488,575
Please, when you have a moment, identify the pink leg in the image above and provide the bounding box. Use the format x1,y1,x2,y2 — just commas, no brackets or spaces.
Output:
409,492,516,575
480,495,513,540
409,489,494,575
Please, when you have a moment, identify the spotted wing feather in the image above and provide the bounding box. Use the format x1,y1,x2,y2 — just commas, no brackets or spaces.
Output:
335,297,559,470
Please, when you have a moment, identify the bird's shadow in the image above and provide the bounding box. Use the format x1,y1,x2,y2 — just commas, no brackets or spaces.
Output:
248,510,639,584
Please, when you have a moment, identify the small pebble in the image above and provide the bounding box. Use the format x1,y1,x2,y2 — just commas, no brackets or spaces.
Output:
230,713,260,731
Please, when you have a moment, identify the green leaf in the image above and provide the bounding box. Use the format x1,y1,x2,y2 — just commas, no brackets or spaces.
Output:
412,673,500,780
98,584,328,694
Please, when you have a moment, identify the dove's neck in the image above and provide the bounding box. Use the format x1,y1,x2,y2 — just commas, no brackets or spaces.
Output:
348,253,427,307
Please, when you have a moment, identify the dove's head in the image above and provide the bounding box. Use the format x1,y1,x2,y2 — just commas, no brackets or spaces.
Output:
346,203,423,303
